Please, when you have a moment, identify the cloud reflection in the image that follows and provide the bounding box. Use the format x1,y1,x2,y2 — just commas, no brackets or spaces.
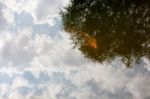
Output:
0,0,149,99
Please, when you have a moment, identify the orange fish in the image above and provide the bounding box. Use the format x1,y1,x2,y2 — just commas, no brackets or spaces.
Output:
89,38,97,49
81,32,97,49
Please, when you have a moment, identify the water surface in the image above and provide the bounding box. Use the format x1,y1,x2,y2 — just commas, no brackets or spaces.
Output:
0,0,149,99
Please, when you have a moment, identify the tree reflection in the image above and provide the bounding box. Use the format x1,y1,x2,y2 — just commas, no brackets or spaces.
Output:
61,0,150,67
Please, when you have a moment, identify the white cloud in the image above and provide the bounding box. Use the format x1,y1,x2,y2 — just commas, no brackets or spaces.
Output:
2,7,14,24
0,2,13,32
0,83,8,96
0,0,69,27
7,82,65,99
0,25,149,99
0,0,150,99
46,83,62,99
127,74,150,99
0,28,36,66
0,76,30,99
0,26,83,77
32,0,69,26
0,0,37,14
69,62,130,93
11,77,30,91
142,57,150,72
70,87,92,99
8,90,25,99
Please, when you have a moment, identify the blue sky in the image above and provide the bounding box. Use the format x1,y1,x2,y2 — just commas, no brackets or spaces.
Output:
0,0,150,99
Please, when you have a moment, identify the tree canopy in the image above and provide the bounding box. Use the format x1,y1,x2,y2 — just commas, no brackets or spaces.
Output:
61,0,150,67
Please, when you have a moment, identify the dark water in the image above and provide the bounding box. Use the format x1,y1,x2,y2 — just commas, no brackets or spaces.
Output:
61,0,150,68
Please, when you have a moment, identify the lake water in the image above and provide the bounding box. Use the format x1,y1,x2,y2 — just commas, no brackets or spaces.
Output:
0,0,149,99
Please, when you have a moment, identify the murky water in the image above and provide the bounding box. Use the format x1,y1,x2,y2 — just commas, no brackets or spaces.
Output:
0,0,149,99
61,0,150,68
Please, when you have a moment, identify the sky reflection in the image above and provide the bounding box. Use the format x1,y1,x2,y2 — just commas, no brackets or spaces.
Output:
0,0,149,99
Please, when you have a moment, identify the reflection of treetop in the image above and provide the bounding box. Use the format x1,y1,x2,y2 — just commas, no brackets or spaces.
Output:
61,0,150,67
